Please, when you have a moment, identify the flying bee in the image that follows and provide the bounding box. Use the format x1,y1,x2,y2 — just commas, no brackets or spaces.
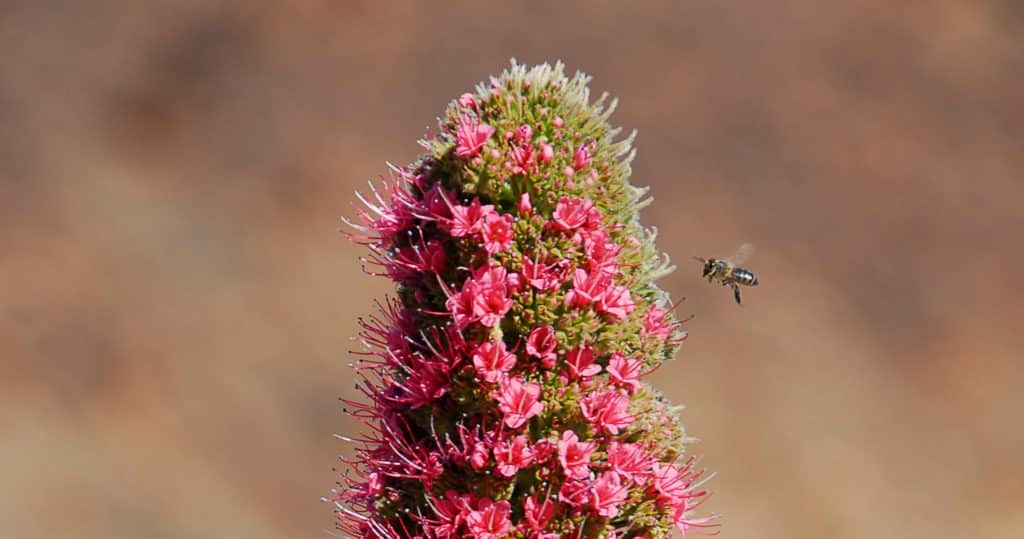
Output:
694,243,759,305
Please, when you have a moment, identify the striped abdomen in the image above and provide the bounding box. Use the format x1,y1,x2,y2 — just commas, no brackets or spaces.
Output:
732,267,758,286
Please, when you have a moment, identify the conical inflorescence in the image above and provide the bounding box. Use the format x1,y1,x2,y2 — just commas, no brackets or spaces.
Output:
331,61,714,538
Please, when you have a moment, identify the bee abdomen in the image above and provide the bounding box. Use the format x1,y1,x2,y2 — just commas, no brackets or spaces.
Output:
733,268,758,286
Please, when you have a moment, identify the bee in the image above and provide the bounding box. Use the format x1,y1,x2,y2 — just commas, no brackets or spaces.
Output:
694,243,759,305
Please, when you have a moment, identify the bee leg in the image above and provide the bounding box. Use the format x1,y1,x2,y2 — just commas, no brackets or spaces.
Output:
732,283,742,305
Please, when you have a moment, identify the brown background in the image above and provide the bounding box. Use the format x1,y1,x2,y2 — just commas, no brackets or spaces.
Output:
3,1,1022,538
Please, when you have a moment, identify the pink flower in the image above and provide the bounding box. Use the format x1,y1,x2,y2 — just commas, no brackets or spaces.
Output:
425,491,472,539
582,232,620,274
572,143,592,171
606,442,652,484
482,212,515,254
472,279,513,328
525,326,558,369
591,471,629,517
470,441,490,471
552,197,595,231
446,197,496,237
597,283,634,320
564,268,610,307
522,257,564,292
673,494,714,537
580,389,635,435
446,281,479,329
565,345,601,380
531,437,556,463
494,434,533,477
472,341,516,383
474,263,522,297
642,306,674,340
447,424,489,471
557,430,595,480
523,494,555,532
652,463,691,506
418,184,454,222
400,362,452,408
506,272,523,295
458,92,478,109
473,263,510,288
607,353,642,394
455,114,495,159
386,239,447,281
365,471,384,497
517,192,532,216
514,124,533,144
511,144,535,174
466,498,511,539
421,239,448,273
557,479,590,508
539,143,554,164
495,377,544,429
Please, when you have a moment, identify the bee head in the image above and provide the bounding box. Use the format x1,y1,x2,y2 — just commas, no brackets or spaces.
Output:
700,259,715,277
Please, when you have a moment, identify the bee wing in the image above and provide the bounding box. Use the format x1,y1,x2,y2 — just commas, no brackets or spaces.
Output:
725,243,755,265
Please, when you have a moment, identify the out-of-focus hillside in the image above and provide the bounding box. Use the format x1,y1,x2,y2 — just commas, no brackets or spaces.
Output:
2,1,1022,537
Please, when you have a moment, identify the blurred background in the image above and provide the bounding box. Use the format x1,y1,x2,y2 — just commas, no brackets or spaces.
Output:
2,1,1022,537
